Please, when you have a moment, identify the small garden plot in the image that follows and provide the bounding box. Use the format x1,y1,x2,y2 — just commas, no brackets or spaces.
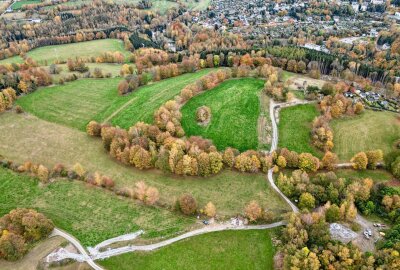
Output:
278,103,321,157
99,229,276,270
181,78,265,151
331,110,400,161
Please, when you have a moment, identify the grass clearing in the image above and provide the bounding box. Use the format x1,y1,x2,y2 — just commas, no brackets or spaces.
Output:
99,229,276,270
16,78,121,130
278,104,322,157
334,169,394,183
11,0,41,10
0,39,130,65
16,70,215,131
181,78,265,151
331,110,400,161
109,69,215,128
0,112,291,217
0,167,195,246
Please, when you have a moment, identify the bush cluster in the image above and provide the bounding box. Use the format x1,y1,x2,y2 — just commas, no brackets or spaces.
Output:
0,209,54,261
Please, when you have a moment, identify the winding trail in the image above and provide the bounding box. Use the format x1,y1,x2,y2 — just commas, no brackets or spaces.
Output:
47,98,316,268
265,99,316,213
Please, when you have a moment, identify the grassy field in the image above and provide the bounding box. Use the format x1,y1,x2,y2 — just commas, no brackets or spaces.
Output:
46,63,124,81
109,69,215,128
181,78,265,151
0,112,291,217
0,167,195,246
11,0,41,10
0,39,130,65
331,110,400,161
99,229,276,270
43,0,210,13
16,78,121,130
16,70,215,131
334,169,394,183
278,103,322,157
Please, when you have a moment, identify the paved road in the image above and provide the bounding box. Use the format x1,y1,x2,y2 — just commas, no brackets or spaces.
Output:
91,221,286,260
51,228,104,270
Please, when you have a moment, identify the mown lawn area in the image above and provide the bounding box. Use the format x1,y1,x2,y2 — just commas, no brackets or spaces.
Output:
331,110,400,161
109,69,215,128
0,112,290,217
16,78,121,130
0,167,195,246
11,0,41,10
99,229,276,270
278,103,321,157
16,70,215,131
334,169,394,183
0,39,130,65
181,78,264,151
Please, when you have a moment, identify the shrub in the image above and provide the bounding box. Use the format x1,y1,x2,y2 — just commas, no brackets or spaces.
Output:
222,148,236,168
245,201,262,222
391,156,400,179
15,105,23,114
298,153,320,172
72,163,86,178
276,156,287,168
144,187,159,205
179,194,197,215
86,121,102,136
134,181,147,201
196,106,211,124
0,233,26,261
0,208,54,261
351,152,368,170
209,152,223,174
37,165,49,183
299,192,316,210
204,202,216,217
101,176,115,190
322,151,338,171
365,149,383,169
325,204,340,222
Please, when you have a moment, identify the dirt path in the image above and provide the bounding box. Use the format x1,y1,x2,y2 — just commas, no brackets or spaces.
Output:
0,236,65,270
257,92,272,150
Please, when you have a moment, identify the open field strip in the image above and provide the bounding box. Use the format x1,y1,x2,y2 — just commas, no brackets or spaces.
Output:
181,78,265,151
98,229,276,270
16,69,215,131
278,103,322,157
108,69,216,128
0,112,290,217
16,78,121,130
0,167,196,247
0,39,130,65
331,110,400,161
